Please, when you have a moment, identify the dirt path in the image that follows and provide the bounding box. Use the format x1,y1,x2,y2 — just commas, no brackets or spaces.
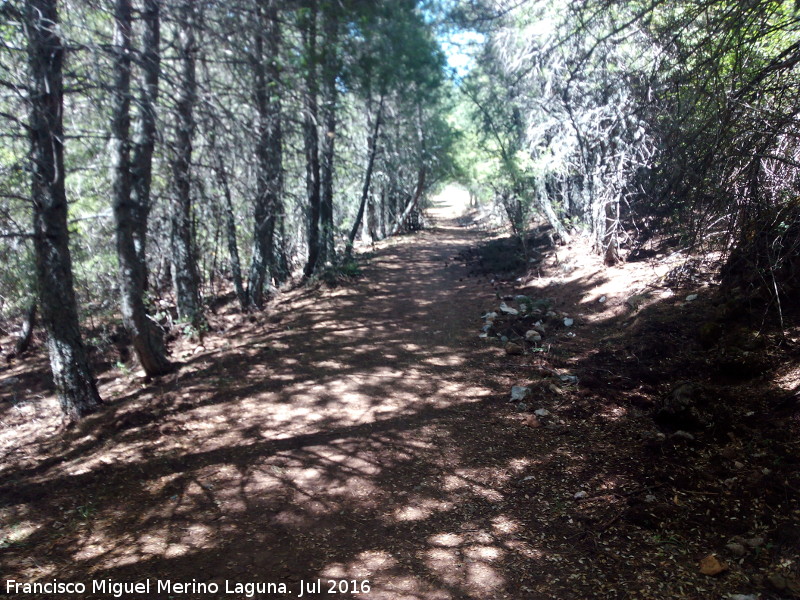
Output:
3,196,546,599
5,193,795,599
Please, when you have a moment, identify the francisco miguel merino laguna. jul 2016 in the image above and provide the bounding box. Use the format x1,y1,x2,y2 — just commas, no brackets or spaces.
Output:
5,578,373,597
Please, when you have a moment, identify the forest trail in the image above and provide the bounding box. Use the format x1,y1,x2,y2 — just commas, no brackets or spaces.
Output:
3,191,560,599
4,189,796,600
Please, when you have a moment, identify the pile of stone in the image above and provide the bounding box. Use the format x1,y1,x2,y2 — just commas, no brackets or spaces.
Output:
478,294,575,355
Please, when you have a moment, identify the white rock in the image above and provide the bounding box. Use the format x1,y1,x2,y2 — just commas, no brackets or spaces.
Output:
478,333,488,338
510,386,531,402
499,302,518,315
563,317,574,327
686,293,698,302
574,491,588,500
598,295,607,303
525,330,542,341
482,311,498,320
534,408,551,417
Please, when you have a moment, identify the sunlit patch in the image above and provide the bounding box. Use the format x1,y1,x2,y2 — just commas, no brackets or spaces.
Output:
465,544,503,561
491,515,519,534
466,561,504,591
392,497,452,522
394,505,428,521
429,532,463,547
507,458,532,471
423,548,462,585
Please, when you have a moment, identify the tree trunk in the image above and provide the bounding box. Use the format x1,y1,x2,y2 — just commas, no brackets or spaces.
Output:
302,0,322,278
387,167,426,238
212,143,246,309
319,8,338,266
367,192,378,242
536,180,571,244
111,0,172,376
346,95,384,258
25,0,102,420
14,301,37,357
130,0,160,290
170,0,203,325
247,0,282,308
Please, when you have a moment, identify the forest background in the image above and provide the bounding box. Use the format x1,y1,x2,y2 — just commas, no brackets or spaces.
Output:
3,0,800,420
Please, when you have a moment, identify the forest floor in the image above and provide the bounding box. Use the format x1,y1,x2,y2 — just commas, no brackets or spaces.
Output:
1,189,800,599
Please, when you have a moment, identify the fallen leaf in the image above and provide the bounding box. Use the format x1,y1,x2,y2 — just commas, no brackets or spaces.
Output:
699,554,728,576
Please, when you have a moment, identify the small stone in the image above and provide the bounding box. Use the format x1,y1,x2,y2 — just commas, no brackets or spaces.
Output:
699,554,728,576
574,491,588,500
534,408,551,417
482,322,493,332
744,536,764,549
524,415,541,428
516,402,530,412
733,461,744,469
686,293,699,302
499,302,518,315
478,333,488,338
559,374,579,385
725,542,746,556
672,430,695,441
598,295,607,303
563,317,574,327
510,386,531,402
482,311,498,320
726,595,758,600
525,330,542,341
644,494,657,503
505,342,523,356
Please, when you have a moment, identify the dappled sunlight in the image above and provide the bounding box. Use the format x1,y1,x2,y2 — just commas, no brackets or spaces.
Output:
0,223,608,599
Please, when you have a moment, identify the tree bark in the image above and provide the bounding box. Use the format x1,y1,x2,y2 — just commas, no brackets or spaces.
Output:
25,0,102,420
130,0,160,289
170,0,203,325
111,0,172,376
346,95,384,258
212,141,246,309
319,8,339,266
302,0,322,278
387,166,426,238
247,0,282,308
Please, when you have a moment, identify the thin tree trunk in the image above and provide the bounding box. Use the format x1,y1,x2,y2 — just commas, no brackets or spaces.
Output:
387,167,426,238
302,0,322,278
14,301,36,356
212,144,246,309
380,187,387,238
247,0,282,308
170,0,203,325
130,0,160,290
25,0,102,420
111,0,172,376
319,9,338,266
346,94,384,258
367,192,378,242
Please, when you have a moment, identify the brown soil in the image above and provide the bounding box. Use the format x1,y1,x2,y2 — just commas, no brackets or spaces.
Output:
1,194,799,599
